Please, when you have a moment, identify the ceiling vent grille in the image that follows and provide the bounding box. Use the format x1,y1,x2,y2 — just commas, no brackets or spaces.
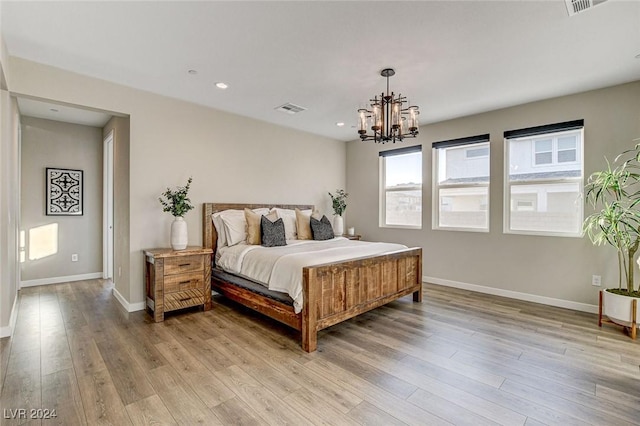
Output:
275,103,307,114
565,0,608,16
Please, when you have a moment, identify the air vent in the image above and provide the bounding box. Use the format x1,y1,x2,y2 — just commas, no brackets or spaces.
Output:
565,0,608,16
275,103,307,115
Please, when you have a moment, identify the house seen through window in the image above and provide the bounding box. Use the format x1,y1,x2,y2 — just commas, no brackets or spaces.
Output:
379,146,422,228
433,134,490,231
505,120,584,236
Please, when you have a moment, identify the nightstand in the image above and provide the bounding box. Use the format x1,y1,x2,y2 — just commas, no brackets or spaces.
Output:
144,246,212,322
343,234,362,241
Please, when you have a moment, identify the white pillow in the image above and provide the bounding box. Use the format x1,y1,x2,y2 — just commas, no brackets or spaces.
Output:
274,208,298,240
218,210,247,246
211,213,227,248
219,208,270,247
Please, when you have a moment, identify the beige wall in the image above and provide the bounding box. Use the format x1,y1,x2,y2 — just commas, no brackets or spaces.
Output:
347,81,640,308
0,25,20,335
6,57,346,308
103,116,130,300
0,92,20,336
20,116,103,282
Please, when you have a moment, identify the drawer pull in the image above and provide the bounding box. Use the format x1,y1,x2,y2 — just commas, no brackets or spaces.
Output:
179,263,191,267
179,297,192,302
179,280,192,285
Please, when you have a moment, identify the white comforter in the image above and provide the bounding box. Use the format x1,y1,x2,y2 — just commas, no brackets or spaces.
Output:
217,237,408,313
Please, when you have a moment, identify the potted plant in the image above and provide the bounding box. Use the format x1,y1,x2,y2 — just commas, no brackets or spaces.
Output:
159,177,194,250
329,189,348,236
584,143,640,338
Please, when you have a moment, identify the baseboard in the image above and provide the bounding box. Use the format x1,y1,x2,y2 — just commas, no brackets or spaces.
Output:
112,287,145,313
424,275,598,314
20,272,103,288
0,294,19,338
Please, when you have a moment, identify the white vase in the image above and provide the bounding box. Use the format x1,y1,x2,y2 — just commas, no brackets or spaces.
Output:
171,216,188,250
333,215,344,236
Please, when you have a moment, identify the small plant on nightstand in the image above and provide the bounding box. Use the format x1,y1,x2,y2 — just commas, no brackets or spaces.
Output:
329,189,348,235
159,177,194,250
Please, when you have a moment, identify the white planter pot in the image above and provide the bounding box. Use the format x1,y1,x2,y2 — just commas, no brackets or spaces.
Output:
171,217,188,250
333,215,344,236
602,290,640,329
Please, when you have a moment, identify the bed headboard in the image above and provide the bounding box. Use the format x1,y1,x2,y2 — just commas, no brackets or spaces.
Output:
202,203,315,259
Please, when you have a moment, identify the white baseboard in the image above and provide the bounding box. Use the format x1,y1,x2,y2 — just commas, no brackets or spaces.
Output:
424,275,598,314
0,294,19,338
20,272,103,288
112,287,145,312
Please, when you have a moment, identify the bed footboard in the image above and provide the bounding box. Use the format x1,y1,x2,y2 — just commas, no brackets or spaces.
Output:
301,247,422,352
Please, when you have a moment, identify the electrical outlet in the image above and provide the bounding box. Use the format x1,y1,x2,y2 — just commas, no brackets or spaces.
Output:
118,267,122,277
71,254,78,262
592,275,601,286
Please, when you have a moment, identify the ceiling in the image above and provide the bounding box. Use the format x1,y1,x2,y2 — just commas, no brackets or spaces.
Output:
2,1,639,141
17,97,112,127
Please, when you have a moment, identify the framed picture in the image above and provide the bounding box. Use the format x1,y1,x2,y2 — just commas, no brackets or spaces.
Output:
46,167,83,216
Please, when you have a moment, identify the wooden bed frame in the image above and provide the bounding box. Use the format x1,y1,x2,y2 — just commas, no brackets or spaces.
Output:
203,203,423,352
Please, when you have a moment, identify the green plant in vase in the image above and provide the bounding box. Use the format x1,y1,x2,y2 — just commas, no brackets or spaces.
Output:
329,189,348,216
159,177,193,250
584,145,640,297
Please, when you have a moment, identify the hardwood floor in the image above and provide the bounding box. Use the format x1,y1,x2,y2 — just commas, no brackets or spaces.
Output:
1,279,639,425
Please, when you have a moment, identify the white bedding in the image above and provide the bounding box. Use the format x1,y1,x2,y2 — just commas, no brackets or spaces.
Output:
217,237,408,313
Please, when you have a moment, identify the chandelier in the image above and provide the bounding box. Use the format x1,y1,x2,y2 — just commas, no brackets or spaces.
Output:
357,68,419,143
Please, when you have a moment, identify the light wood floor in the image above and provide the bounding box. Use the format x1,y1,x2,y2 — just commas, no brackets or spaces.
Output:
1,280,640,425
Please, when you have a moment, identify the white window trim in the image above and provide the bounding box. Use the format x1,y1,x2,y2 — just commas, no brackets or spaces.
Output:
432,142,490,233
504,128,584,237
379,151,422,229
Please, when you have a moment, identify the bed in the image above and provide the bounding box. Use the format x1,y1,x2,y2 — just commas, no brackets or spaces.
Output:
202,202,423,352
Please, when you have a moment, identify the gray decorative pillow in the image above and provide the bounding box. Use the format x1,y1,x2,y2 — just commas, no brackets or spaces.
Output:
310,215,334,241
261,215,286,247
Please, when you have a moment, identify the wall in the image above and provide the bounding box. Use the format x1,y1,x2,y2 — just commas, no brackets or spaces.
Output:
0,27,21,336
347,81,640,310
103,116,130,302
20,116,103,283
6,57,346,309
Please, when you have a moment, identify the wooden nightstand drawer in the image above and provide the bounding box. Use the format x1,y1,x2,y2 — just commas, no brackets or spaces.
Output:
164,288,205,311
164,254,204,275
164,271,204,293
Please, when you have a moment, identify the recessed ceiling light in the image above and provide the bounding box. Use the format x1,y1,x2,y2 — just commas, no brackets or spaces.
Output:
188,69,198,75
50,108,59,112
215,82,228,89
336,122,345,127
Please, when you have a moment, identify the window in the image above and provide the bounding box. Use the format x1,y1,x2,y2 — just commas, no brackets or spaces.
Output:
505,120,584,236
466,146,489,158
533,136,578,166
379,146,422,228
433,134,490,231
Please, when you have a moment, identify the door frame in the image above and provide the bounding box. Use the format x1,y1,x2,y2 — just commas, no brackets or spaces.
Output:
103,130,114,280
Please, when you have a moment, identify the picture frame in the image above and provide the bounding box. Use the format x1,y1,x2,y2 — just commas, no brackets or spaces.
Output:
46,167,83,216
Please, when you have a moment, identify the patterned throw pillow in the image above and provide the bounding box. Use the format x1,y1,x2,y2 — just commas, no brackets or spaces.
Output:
310,215,334,241
261,215,286,247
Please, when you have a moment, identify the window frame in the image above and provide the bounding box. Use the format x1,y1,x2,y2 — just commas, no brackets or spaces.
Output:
379,145,423,229
504,120,584,237
432,134,490,233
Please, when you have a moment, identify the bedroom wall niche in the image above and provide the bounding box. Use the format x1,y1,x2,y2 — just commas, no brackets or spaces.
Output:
20,116,103,284
347,80,640,311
